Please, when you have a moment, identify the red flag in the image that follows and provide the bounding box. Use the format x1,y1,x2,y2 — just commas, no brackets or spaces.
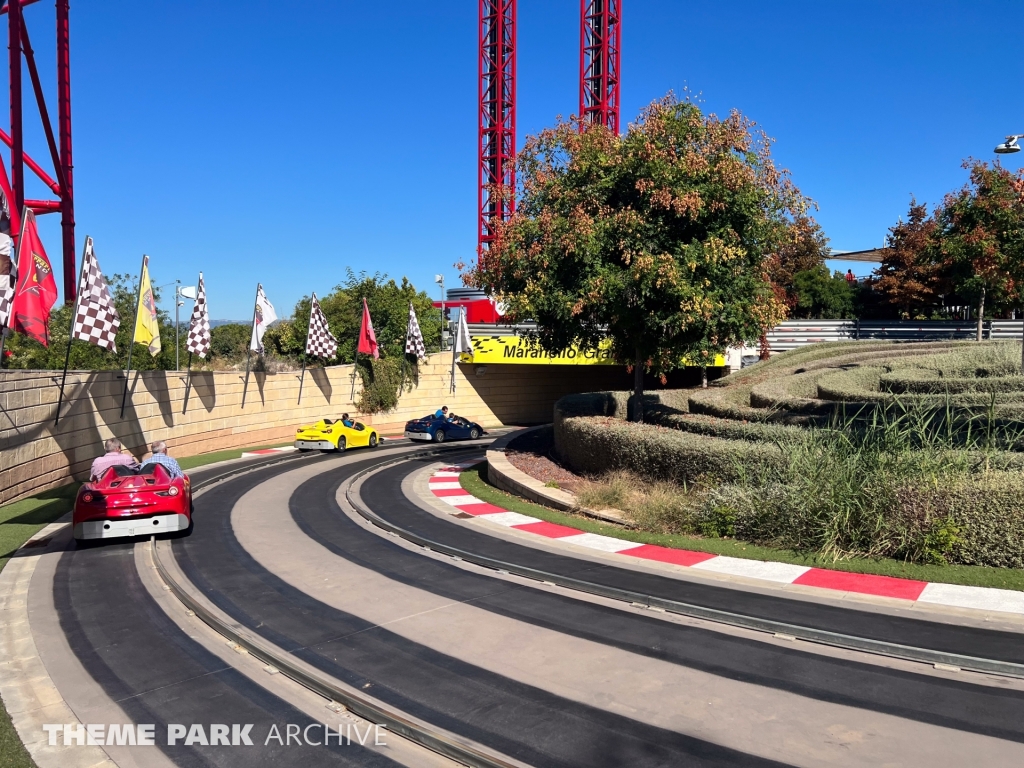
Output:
0,157,20,235
10,210,57,346
356,298,379,359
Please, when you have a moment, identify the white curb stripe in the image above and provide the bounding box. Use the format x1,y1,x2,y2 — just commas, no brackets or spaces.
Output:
431,471,463,478
437,495,487,507
918,583,1024,614
690,556,812,583
557,532,641,553
478,511,542,527
428,481,464,490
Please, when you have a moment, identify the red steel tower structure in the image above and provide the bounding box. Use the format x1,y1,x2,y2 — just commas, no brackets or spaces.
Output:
478,0,515,258
580,0,620,134
2,0,76,304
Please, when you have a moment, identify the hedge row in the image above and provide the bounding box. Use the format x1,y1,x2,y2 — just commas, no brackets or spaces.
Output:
649,411,803,444
881,372,1024,395
554,395,784,484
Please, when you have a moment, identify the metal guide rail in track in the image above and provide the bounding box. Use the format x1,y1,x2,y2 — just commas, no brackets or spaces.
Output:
151,445,526,768
343,451,1024,681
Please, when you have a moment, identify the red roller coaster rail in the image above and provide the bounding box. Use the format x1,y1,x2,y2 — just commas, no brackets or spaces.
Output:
2,0,75,304
478,0,515,260
580,0,620,134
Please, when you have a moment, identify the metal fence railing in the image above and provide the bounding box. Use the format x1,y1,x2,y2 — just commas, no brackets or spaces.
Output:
467,320,1024,355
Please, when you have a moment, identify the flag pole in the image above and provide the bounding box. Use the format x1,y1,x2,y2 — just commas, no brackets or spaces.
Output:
182,351,193,414
120,254,147,418
241,283,260,409
298,295,315,404
55,238,89,425
450,320,457,394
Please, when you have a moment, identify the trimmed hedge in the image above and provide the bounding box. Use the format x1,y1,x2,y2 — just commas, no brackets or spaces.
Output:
554,393,784,484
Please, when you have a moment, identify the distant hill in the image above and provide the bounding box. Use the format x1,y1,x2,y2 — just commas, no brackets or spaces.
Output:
210,319,247,328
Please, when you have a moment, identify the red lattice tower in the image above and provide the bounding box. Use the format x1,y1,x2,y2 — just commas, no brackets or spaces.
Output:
478,0,515,259
580,0,620,134
2,0,76,304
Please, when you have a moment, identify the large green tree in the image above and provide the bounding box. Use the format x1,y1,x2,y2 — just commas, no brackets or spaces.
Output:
468,94,801,420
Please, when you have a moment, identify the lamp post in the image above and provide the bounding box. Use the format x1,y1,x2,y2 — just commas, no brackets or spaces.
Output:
995,135,1023,154
175,282,197,371
434,274,446,350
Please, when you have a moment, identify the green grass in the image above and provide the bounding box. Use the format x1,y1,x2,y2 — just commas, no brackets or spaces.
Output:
460,462,1024,591
0,440,291,768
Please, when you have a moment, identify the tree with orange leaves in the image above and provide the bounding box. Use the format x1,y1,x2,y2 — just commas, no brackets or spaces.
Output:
467,94,804,421
873,198,947,319
935,160,1024,345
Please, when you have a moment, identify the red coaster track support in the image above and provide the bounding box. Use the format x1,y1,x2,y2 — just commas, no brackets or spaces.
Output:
580,0,620,134
3,0,76,304
478,0,515,259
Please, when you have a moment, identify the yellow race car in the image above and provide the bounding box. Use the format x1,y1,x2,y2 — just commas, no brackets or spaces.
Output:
294,418,380,452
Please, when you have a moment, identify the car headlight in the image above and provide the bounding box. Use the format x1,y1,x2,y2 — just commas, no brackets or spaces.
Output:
168,486,179,496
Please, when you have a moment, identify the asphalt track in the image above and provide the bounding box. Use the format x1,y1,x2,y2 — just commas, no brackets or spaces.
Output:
43,444,1024,766
362,457,1024,665
167,449,1024,765
51,454,403,768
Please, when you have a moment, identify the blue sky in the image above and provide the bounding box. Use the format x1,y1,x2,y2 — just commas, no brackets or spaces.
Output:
11,0,1024,319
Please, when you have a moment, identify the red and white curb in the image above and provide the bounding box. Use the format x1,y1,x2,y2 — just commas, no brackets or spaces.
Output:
429,464,1024,616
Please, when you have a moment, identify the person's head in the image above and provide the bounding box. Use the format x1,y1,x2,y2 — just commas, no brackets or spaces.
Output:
441,406,448,414
104,438,122,454
342,413,350,420
150,440,168,455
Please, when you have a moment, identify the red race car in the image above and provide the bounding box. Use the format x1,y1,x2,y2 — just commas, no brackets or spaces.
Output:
73,463,193,541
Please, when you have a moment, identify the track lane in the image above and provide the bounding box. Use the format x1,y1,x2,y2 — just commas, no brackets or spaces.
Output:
360,457,1024,664
170,451,1024,763
173,452,789,768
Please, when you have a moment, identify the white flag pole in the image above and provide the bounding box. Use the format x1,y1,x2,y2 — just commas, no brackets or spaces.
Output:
55,237,90,426
241,283,260,409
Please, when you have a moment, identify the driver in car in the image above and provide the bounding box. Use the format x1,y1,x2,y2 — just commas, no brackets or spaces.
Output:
90,438,139,481
341,413,355,428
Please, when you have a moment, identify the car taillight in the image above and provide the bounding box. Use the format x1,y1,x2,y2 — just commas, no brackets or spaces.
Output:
168,486,179,496
82,492,102,503
82,492,93,503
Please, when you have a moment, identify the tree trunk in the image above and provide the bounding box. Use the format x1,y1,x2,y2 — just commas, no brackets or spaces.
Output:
633,348,644,423
977,286,986,342
701,366,708,389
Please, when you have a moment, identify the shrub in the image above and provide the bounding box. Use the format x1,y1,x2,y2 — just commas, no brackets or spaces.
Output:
555,414,784,485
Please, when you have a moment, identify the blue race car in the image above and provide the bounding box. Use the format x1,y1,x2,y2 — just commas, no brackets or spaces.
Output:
404,413,485,443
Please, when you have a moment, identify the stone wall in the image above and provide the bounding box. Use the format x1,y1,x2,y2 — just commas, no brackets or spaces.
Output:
0,354,632,504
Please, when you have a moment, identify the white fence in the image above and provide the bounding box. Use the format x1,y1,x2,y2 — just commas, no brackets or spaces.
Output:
765,320,1022,351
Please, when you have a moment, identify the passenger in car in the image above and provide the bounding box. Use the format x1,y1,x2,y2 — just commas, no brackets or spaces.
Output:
341,413,354,428
90,438,139,481
140,440,184,479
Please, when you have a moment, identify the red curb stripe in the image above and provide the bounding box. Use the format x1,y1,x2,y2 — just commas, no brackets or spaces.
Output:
431,488,473,497
460,503,508,516
512,521,582,538
619,544,719,567
793,569,928,600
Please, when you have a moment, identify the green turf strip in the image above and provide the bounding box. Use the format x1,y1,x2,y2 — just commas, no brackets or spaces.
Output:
460,462,1024,592
0,441,291,768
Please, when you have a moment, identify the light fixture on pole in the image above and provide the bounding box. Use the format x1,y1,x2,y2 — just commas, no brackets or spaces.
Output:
175,282,197,371
994,134,1023,154
434,274,446,350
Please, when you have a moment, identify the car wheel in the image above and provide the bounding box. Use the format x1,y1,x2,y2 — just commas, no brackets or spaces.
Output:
433,429,445,443
470,427,480,440
336,436,346,452
369,433,378,448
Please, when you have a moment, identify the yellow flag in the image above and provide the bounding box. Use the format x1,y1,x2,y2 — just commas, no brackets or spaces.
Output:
133,256,161,356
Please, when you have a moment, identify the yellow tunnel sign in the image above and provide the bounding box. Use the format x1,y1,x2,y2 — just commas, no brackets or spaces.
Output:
463,335,724,367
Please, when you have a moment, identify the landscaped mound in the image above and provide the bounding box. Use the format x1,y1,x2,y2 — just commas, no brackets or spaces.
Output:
554,341,1024,568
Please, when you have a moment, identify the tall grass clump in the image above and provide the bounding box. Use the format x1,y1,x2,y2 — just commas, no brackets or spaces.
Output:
699,396,1024,564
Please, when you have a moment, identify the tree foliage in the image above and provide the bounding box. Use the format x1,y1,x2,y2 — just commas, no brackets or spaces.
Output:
468,93,803,419
767,212,831,310
871,161,1024,322
791,266,857,319
2,274,180,371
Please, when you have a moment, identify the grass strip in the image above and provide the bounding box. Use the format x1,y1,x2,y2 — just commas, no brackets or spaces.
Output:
0,440,291,768
460,462,1024,592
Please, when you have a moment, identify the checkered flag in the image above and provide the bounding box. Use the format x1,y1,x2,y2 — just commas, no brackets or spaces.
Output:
186,272,211,358
305,292,338,359
71,237,120,351
404,302,426,360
